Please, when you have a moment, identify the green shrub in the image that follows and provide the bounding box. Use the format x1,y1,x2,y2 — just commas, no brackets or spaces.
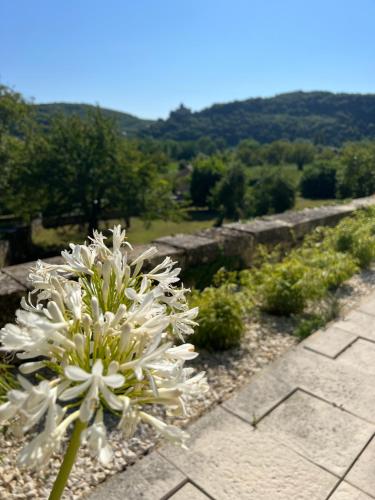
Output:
191,285,245,350
299,247,358,289
300,162,337,199
248,171,296,216
329,211,375,268
258,256,324,316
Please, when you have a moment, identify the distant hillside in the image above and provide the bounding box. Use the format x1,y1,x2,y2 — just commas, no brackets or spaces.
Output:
143,91,375,146
34,102,154,136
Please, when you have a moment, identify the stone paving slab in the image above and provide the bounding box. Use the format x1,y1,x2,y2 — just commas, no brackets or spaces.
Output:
89,290,375,500
257,390,375,477
337,338,375,375
169,483,211,499
159,407,338,500
88,452,186,500
346,436,375,498
333,310,375,342
303,325,357,358
0,270,26,296
358,294,375,317
330,482,373,500
224,339,375,425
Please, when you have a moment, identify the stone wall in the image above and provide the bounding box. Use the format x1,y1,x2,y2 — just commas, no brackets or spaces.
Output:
1,196,375,326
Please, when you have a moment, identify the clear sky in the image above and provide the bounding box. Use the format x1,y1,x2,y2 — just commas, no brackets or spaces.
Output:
1,0,374,119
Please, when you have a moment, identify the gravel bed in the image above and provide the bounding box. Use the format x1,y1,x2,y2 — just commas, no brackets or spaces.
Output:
1,266,375,499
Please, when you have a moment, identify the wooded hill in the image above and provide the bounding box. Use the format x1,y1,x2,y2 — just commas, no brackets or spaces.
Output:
144,91,375,146
35,91,375,146
34,102,153,136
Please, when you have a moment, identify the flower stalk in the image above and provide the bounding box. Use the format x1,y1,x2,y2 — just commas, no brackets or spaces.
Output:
49,419,87,500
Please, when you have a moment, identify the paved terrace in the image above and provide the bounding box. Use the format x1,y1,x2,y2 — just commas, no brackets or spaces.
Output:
89,291,375,500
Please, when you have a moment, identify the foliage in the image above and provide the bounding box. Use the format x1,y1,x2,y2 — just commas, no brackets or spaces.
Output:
258,256,324,315
286,141,315,170
0,363,18,403
34,102,152,136
327,209,375,268
190,155,225,206
248,171,296,216
300,161,337,199
336,142,375,198
6,109,177,232
235,139,262,166
191,286,245,350
210,163,247,223
143,91,375,147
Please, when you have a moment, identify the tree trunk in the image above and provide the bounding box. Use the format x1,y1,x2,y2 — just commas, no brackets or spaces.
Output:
88,200,100,237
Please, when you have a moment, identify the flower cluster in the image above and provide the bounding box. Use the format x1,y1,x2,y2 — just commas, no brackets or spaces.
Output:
0,227,207,469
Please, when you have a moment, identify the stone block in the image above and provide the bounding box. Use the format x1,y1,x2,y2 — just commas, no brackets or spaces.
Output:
346,436,375,498
226,218,293,245
350,195,375,209
0,240,10,267
274,205,354,239
160,406,337,500
88,452,186,500
3,261,37,290
303,325,357,358
258,390,374,476
197,226,255,267
330,482,372,500
127,243,186,271
154,234,218,266
0,271,26,328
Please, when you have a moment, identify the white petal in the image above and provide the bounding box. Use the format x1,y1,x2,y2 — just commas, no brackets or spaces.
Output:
65,365,90,382
92,359,103,376
59,380,91,401
100,384,123,411
102,373,124,388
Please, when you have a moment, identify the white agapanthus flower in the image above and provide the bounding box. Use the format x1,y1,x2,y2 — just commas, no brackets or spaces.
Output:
0,226,207,470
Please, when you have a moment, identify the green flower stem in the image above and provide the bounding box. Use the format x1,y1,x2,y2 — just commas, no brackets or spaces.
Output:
49,419,87,500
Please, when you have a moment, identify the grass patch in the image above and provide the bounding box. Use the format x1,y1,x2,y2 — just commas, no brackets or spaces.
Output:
33,215,216,252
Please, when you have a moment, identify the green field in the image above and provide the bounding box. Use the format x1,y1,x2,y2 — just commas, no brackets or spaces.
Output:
33,215,216,251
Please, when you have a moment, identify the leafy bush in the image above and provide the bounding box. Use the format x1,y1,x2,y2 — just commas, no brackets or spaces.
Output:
300,162,337,199
336,143,375,198
325,209,375,268
249,171,296,216
298,247,358,289
210,162,247,223
191,286,245,350
258,257,324,315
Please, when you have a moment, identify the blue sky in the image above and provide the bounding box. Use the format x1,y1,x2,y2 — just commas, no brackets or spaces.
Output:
1,0,374,119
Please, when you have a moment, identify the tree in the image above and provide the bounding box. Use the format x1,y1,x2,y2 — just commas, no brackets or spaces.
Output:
286,142,315,170
9,109,176,233
336,142,375,198
300,162,337,199
190,155,225,206
262,140,290,165
235,139,262,166
0,85,33,214
210,163,247,224
249,171,296,216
